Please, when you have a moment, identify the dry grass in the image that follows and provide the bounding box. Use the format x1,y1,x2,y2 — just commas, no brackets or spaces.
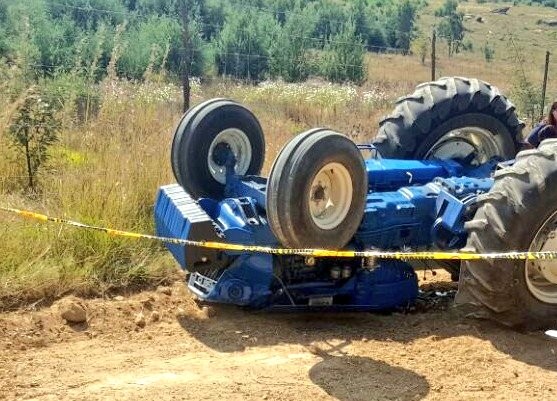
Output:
1,1,557,307
419,0,557,95
0,74,408,307
0,80,184,308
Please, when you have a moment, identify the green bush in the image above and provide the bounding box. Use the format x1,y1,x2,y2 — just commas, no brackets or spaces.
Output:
215,10,276,81
320,20,365,84
269,7,316,82
118,16,181,80
8,89,61,190
385,0,418,54
436,0,465,57
310,0,349,42
482,42,495,62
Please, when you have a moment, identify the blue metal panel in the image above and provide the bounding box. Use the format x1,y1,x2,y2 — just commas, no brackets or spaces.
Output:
199,197,277,248
154,185,225,272
350,261,418,309
355,176,494,250
355,184,439,249
365,158,462,191
225,175,267,209
154,185,197,267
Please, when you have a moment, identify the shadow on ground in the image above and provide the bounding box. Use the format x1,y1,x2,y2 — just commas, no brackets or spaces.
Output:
177,298,557,400
310,354,429,401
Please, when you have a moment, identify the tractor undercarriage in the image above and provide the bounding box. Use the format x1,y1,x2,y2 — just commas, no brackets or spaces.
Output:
155,157,495,310
155,77,557,330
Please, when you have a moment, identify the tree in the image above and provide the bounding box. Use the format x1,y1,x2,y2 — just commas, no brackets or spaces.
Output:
351,0,371,46
200,0,226,40
411,34,429,65
269,6,315,82
48,0,127,30
435,0,458,17
175,0,208,110
267,0,298,25
320,20,365,84
310,0,348,43
215,10,275,81
8,90,60,190
385,0,417,54
482,41,494,63
119,16,182,80
435,0,464,57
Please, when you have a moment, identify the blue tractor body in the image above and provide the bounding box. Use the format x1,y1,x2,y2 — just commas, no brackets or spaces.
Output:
154,81,557,331
154,155,496,310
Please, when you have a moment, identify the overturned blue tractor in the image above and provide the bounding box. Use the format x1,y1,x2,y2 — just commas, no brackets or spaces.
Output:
155,77,557,330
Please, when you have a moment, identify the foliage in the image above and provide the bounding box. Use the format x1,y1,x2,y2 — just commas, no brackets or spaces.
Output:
0,0,423,85
214,9,276,81
48,0,128,29
320,21,365,84
7,90,60,189
269,6,316,82
482,42,494,63
510,0,557,8
435,0,465,57
310,0,348,41
389,0,417,55
118,16,180,79
512,73,542,127
411,34,429,65
508,36,543,126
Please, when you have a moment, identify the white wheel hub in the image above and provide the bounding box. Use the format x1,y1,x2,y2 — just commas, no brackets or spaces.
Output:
526,210,557,304
207,128,252,184
309,162,353,230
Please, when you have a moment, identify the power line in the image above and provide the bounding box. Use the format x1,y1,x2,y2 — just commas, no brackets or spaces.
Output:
48,1,141,17
47,0,370,28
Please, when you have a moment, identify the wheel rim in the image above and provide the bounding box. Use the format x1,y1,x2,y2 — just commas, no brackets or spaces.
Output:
424,127,503,165
308,163,353,230
207,128,252,184
525,210,557,304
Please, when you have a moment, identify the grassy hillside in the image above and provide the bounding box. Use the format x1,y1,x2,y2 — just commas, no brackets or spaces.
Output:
423,0,557,65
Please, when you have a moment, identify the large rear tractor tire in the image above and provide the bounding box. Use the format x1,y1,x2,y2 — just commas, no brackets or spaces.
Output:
266,130,368,249
171,99,265,199
373,77,524,164
457,139,557,330
373,77,525,281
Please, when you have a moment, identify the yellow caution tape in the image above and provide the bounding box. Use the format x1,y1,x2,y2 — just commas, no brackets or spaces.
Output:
2,205,557,261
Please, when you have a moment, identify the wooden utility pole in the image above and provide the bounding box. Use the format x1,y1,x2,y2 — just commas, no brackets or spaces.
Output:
179,0,191,112
541,51,550,119
431,29,436,81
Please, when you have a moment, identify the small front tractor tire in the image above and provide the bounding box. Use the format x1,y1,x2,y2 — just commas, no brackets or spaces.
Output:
457,139,557,330
171,99,265,199
266,129,368,249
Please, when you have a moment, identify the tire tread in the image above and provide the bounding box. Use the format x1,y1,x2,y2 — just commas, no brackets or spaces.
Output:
458,142,557,329
374,77,524,158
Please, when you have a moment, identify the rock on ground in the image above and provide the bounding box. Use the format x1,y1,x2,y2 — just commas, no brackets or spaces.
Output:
56,297,87,324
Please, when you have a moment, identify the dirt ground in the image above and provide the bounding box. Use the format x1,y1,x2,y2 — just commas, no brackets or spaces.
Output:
1,270,557,401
